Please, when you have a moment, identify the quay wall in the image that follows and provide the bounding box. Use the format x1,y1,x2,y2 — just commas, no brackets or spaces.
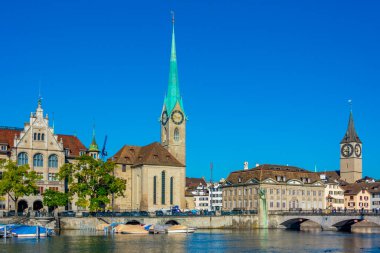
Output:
60,215,260,230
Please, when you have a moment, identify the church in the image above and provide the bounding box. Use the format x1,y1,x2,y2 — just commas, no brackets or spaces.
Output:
110,18,187,212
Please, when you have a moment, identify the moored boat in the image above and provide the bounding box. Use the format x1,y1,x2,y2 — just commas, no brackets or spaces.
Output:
165,225,197,234
11,225,53,237
113,224,150,234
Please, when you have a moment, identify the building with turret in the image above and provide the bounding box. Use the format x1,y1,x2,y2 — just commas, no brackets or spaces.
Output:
0,99,87,212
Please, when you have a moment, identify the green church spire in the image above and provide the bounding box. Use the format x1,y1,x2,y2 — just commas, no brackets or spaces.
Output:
89,125,99,151
164,12,185,116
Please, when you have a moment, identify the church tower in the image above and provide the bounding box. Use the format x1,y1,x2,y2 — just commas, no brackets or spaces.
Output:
340,110,362,183
160,14,186,165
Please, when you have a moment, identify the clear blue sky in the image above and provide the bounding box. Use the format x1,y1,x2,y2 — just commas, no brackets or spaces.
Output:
1,1,379,180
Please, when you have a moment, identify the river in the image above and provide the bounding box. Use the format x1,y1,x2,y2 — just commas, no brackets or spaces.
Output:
1,229,380,253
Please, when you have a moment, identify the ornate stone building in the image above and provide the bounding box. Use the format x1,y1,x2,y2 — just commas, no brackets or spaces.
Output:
222,164,325,211
110,18,186,212
340,110,363,183
0,100,87,212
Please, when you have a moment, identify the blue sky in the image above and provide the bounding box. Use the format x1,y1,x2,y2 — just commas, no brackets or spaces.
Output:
1,1,379,180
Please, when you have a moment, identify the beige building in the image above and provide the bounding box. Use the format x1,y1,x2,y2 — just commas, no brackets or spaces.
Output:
222,164,325,211
321,176,345,210
0,100,87,212
343,184,371,211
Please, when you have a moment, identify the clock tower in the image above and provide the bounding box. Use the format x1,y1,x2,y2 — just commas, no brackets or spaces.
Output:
160,15,186,165
340,110,362,183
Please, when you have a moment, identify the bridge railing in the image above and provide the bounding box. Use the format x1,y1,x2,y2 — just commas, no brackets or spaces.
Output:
268,210,380,216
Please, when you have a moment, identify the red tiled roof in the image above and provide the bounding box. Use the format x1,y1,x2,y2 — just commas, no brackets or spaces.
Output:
225,164,322,185
57,134,87,157
0,128,21,147
186,177,207,188
110,142,184,167
0,127,86,157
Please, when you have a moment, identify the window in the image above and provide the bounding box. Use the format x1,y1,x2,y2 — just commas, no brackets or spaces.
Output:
33,153,43,167
38,187,44,194
49,187,59,191
153,176,157,205
170,177,174,205
174,128,179,142
18,152,28,165
80,151,86,156
48,154,58,168
37,172,44,180
41,134,45,141
0,145,7,151
48,173,58,181
122,165,126,172
34,133,37,140
0,200,5,210
161,171,166,204
38,133,41,140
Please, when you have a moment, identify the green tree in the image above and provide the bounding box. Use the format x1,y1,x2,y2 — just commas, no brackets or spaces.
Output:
58,156,126,211
43,189,69,211
0,160,41,214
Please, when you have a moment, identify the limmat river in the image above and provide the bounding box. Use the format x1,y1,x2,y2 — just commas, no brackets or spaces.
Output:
1,229,380,253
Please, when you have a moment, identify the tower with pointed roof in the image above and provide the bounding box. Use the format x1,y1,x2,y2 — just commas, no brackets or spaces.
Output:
160,14,186,165
88,126,99,159
340,110,362,183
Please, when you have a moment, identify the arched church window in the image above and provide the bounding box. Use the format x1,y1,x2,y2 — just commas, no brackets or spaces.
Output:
161,171,166,204
170,177,174,205
33,153,44,167
48,154,58,168
38,133,41,141
41,134,45,141
18,152,28,165
34,133,37,140
153,176,157,205
174,128,179,142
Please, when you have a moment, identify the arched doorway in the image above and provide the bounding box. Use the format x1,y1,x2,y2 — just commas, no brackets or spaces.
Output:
17,200,28,213
33,200,43,211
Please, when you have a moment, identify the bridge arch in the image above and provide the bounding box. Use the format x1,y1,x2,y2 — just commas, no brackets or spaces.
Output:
165,220,180,225
280,217,322,230
126,220,141,225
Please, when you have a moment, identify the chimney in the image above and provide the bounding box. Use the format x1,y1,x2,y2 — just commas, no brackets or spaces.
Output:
244,161,249,170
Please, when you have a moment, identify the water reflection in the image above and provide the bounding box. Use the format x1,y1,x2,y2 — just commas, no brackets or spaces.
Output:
1,229,380,253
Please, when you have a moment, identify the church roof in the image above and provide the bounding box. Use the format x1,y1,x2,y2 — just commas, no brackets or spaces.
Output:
225,164,322,185
110,142,185,167
341,111,361,144
0,127,86,157
88,128,99,151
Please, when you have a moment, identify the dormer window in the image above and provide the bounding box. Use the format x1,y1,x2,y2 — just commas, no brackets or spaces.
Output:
64,149,70,156
238,177,242,183
79,151,86,156
0,145,7,151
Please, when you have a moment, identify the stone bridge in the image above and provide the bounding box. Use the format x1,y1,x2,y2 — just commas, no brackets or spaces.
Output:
268,212,380,231
57,212,380,231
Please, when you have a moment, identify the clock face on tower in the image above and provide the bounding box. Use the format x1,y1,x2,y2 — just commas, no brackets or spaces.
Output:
171,110,184,125
355,144,362,157
161,111,169,125
341,143,354,158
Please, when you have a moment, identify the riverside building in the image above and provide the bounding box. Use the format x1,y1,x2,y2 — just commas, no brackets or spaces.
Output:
222,164,325,211
0,100,87,212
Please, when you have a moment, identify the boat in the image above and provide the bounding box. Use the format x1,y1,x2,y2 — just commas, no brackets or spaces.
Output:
165,225,196,234
10,225,53,237
113,224,150,234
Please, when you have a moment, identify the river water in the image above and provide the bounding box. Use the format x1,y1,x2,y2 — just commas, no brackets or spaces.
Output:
1,229,380,253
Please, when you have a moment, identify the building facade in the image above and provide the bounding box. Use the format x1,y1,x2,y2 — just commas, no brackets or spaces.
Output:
321,177,345,210
222,164,325,211
343,184,371,211
208,182,223,211
0,100,86,212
